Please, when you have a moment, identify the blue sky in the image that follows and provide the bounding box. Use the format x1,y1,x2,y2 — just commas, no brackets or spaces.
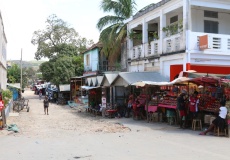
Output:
0,0,160,61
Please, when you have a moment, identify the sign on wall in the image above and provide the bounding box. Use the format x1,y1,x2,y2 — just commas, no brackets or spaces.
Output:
101,96,106,108
199,35,211,50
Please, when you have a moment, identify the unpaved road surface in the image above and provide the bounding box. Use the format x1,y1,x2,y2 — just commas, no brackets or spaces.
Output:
0,89,230,160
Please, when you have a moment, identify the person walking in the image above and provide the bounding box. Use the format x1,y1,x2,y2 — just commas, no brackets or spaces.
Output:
43,96,49,115
39,89,42,100
0,93,5,129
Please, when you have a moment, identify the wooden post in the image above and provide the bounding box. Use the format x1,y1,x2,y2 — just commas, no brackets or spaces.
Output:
146,85,149,123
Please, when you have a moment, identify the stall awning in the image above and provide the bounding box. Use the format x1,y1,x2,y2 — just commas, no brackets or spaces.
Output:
59,84,70,92
188,72,228,78
97,76,103,86
91,77,97,86
102,73,119,87
87,78,92,86
188,76,220,86
114,72,169,87
7,83,21,89
132,77,190,87
81,86,100,90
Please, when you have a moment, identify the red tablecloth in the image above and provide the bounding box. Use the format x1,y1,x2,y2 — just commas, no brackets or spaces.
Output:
158,104,176,109
106,109,117,113
145,105,157,112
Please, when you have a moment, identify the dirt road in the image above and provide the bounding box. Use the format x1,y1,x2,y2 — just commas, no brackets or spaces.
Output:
0,89,230,160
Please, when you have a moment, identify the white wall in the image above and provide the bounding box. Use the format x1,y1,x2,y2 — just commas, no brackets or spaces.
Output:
160,53,184,78
0,12,7,90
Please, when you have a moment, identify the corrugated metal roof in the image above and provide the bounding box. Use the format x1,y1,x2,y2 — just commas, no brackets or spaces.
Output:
80,42,102,54
133,0,171,19
117,72,169,85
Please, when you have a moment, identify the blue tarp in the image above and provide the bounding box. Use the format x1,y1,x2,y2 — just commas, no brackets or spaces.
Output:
8,88,19,101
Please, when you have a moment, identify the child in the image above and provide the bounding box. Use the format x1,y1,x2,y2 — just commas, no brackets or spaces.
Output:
43,96,49,115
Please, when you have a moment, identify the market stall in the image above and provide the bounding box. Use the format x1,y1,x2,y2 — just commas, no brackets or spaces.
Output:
187,77,230,128
132,77,190,123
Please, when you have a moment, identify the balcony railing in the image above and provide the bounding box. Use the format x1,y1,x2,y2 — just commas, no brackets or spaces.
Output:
162,33,184,53
129,31,230,60
132,45,143,59
190,32,230,52
145,40,160,56
97,65,120,72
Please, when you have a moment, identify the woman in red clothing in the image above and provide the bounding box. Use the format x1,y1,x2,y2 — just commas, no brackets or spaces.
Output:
189,91,199,119
126,95,133,118
0,93,5,129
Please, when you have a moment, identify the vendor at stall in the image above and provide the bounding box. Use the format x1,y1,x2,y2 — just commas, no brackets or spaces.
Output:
177,89,187,129
189,91,199,120
126,94,134,118
199,100,228,135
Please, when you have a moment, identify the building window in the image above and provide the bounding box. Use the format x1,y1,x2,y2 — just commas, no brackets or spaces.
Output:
204,20,218,34
204,10,218,18
170,15,178,24
86,54,90,66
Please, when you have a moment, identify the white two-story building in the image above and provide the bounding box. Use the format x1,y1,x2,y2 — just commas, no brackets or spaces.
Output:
126,0,230,81
0,11,7,90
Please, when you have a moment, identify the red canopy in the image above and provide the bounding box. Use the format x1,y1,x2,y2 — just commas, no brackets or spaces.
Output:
188,77,219,86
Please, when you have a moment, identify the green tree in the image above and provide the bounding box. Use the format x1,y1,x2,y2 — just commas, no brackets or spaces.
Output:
7,64,21,83
7,64,30,89
32,15,89,86
39,61,55,82
72,55,84,76
97,0,136,62
24,67,36,85
52,56,76,86
31,14,94,60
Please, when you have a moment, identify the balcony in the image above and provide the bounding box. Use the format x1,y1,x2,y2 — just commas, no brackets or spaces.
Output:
189,32,230,53
162,33,185,54
132,45,143,59
98,65,121,72
144,40,160,56
84,66,92,72
129,31,230,61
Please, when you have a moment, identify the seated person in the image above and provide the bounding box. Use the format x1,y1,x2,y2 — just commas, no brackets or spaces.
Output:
199,100,228,135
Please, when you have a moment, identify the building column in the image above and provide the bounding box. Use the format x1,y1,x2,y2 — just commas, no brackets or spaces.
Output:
142,20,148,59
110,86,113,108
183,0,190,71
127,24,133,54
127,24,133,72
160,10,166,54
159,10,166,75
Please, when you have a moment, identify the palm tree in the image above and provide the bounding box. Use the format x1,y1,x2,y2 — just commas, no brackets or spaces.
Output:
97,0,136,63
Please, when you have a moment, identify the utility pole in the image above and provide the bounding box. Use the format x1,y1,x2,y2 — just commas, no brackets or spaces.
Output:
20,48,22,95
